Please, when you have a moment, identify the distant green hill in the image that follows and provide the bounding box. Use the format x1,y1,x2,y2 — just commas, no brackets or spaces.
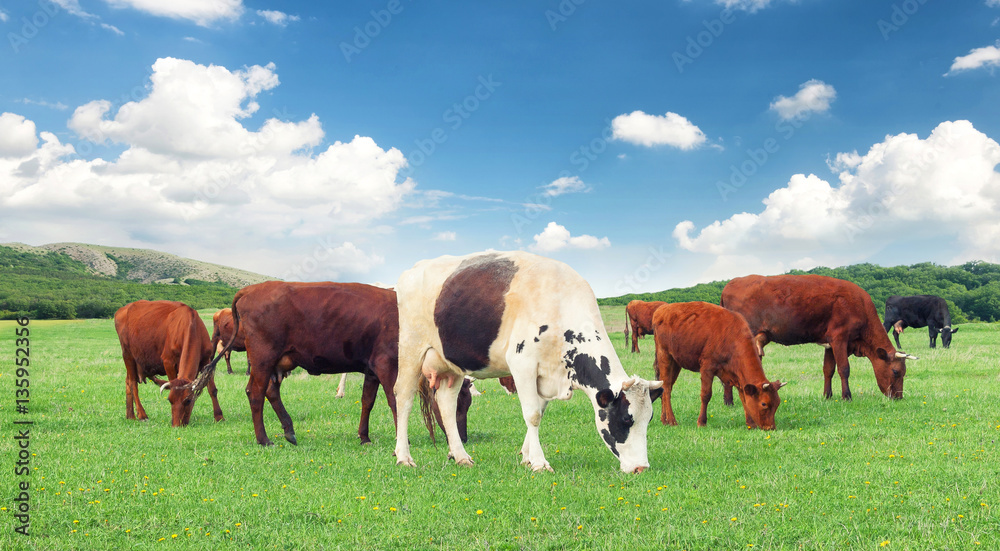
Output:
0,244,276,320
599,261,1000,323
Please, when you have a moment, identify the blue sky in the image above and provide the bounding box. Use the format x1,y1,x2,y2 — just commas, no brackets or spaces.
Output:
2,0,999,296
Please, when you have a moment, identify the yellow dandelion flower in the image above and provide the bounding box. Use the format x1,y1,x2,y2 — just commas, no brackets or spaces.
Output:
476,510,483,515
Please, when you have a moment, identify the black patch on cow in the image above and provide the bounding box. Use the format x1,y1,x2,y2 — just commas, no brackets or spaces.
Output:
539,325,549,335
533,337,539,343
563,330,587,344
434,254,518,370
565,352,611,390
516,341,525,353
600,393,634,455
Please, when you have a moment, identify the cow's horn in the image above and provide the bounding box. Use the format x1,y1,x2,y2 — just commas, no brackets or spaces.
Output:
159,382,171,397
895,351,919,360
762,383,770,390
621,377,637,391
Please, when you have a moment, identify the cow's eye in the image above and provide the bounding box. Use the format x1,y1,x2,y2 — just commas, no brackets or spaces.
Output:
623,414,634,426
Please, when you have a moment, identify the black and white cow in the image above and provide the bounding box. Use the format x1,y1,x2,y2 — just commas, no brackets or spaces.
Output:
392,251,663,474
883,295,958,349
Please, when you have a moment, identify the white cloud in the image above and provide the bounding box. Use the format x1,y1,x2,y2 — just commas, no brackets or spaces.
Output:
611,110,707,150
674,120,1000,281
945,42,1000,75
101,23,125,35
0,58,414,281
542,176,590,197
257,9,299,26
714,0,776,11
989,0,1000,7
0,9,9,22
769,79,836,120
432,231,457,241
529,222,611,253
0,114,39,158
17,99,69,111
53,0,97,19
104,0,244,26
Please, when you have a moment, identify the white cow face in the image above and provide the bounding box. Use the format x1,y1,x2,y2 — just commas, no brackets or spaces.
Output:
594,376,663,474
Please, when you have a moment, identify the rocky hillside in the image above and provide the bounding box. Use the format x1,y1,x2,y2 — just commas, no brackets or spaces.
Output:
2,242,277,287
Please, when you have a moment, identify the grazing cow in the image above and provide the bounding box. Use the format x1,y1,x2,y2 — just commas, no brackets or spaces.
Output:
721,274,916,401
211,308,249,375
883,295,958,349
114,300,224,426
392,251,663,474
200,281,470,446
652,302,784,429
626,300,667,353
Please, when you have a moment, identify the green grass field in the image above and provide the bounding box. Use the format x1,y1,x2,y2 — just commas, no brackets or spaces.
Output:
2,308,998,550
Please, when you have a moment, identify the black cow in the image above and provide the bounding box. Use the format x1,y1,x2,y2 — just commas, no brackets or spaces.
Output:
883,295,957,349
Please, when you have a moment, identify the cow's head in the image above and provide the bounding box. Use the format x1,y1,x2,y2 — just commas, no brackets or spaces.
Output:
874,349,916,399
594,376,664,474
159,379,195,426
940,326,958,348
741,380,785,430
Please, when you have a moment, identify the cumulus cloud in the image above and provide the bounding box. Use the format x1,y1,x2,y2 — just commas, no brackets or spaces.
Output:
0,58,413,281
542,176,590,197
714,0,777,11
674,120,1000,281
529,222,611,253
0,9,9,22
769,79,836,120
989,0,1000,7
432,231,457,241
945,42,1000,75
53,0,97,19
611,111,707,150
104,0,244,26
257,9,299,26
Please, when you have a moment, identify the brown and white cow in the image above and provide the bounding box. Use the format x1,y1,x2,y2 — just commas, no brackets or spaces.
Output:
652,301,784,429
200,281,470,446
626,300,667,353
721,274,916,401
392,251,663,474
114,300,224,426
210,308,248,375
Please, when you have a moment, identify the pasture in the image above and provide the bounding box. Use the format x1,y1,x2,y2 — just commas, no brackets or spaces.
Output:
1,307,999,550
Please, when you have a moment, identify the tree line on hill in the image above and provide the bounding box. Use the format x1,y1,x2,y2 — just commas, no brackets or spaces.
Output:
6,244,1000,322
601,261,1000,324
0,246,236,320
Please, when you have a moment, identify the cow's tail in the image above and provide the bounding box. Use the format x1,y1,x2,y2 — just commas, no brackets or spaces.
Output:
191,296,243,397
417,377,437,445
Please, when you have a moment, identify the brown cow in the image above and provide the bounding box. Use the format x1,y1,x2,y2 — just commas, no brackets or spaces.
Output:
211,308,249,375
627,300,667,353
652,302,784,429
721,274,916,401
200,281,470,446
114,300,224,426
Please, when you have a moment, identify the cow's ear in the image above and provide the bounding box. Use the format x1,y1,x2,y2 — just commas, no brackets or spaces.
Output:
743,384,759,397
876,348,890,362
649,387,663,403
596,389,616,408
951,327,959,333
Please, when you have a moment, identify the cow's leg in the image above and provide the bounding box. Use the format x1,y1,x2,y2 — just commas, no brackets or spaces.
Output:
224,350,233,374
892,321,904,349
831,342,852,401
336,373,348,398
358,371,379,445
656,353,682,426
206,374,224,422
631,323,640,353
822,347,836,399
264,366,297,444
753,333,769,358
722,382,734,406
245,354,275,446
928,326,937,348
394,346,434,467
122,352,146,420
697,368,714,427
508,361,552,472
435,374,472,466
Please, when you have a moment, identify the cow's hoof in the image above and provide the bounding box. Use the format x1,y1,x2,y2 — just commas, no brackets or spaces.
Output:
531,462,553,473
359,437,372,445
455,457,475,467
215,416,225,422
259,439,274,447
396,457,416,467
285,433,297,445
